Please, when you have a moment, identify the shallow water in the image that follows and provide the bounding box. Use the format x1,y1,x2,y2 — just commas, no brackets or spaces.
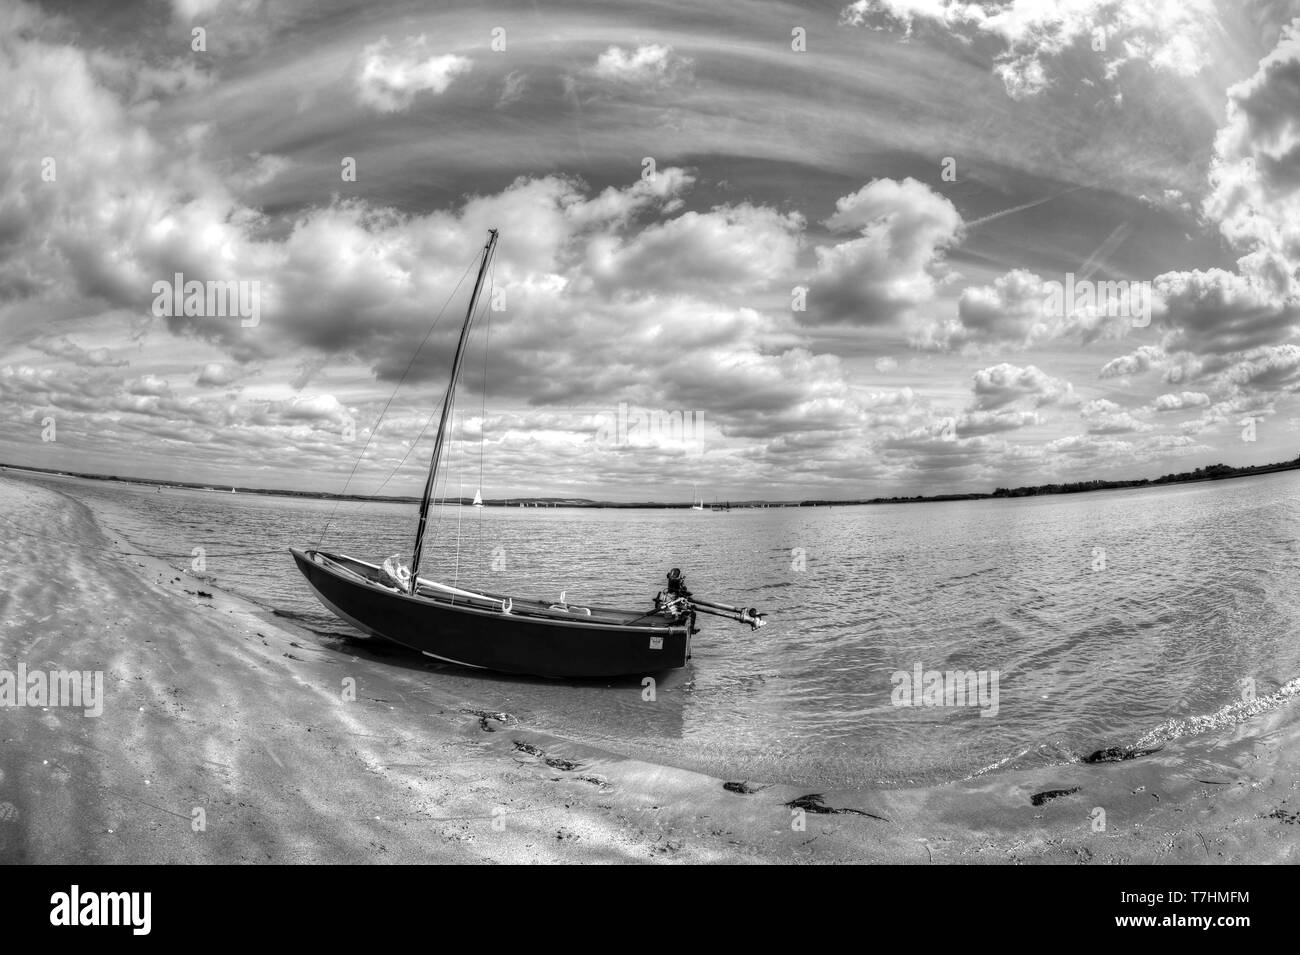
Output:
16,468,1300,789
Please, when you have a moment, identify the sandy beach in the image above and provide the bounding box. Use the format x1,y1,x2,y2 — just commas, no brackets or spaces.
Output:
1,471,1298,864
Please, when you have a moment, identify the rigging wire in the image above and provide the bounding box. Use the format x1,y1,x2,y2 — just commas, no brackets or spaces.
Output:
453,396,464,592
476,255,495,577
419,277,495,571
315,250,480,549
414,269,494,566
478,258,493,494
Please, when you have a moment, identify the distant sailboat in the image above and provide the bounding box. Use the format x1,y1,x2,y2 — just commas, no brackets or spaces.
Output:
691,485,705,511
472,489,483,508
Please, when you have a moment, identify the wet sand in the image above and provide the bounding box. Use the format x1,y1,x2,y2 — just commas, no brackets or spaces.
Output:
1,472,1297,863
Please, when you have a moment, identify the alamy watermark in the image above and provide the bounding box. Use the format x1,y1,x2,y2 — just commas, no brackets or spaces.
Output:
50,886,151,935
0,664,104,717
1043,273,1150,328
151,272,260,327
891,662,999,717
595,402,705,454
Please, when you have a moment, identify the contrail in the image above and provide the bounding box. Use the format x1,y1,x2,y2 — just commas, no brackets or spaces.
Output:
1077,221,1134,280
964,185,1084,229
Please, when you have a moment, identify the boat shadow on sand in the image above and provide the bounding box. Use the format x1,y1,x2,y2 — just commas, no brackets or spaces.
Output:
309,630,693,742
317,628,697,689
270,607,695,696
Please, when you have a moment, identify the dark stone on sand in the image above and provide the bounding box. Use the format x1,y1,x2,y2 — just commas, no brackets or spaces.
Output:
1082,745,1163,764
724,781,758,794
1030,787,1080,806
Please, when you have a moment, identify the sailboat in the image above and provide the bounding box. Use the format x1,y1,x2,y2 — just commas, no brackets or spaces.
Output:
471,489,483,508
291,229,765,678
691,485,704,511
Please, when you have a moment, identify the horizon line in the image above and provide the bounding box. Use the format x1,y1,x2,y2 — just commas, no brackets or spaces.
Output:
4,452,1299,508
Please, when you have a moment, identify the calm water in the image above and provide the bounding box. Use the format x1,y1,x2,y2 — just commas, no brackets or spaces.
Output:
20,470,1300,788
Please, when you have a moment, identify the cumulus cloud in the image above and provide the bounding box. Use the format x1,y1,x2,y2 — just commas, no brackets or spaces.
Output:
1154,268,1300,356
841,0,1219,98
356,36,472,113
1202,18,1300,290
128,374,172,397
806,177,962,326
1044,433,1136,460
196,362,237,387
1105,18,1300,434
1140,21,1300,390
584,203,802,296
1080,397,1151,434
1218,343,1300,393
919,265,1152,352
278,394,352,424
1152,391,1211,412
971,363,1077,410
1098,345,1166,378
949,269,1047,347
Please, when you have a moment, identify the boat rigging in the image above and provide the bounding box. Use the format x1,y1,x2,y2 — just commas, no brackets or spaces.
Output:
291,229,767,678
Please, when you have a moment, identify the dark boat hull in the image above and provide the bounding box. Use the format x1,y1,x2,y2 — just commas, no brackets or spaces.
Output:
290,548,691,678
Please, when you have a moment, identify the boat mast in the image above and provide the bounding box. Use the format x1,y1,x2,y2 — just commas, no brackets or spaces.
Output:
409,228,498,591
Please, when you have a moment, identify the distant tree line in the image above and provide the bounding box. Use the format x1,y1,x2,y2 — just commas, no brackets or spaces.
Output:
989,457,1299,498
801,453,1300,507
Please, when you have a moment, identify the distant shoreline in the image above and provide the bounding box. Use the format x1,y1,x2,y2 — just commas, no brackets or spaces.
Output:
4,454,1298,508
801,456,1300,507
0,462,746,508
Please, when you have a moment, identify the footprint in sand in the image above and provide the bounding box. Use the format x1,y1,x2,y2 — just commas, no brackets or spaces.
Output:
0,802,18,824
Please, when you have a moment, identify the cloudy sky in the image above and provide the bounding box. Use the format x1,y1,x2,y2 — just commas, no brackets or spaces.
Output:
2,0,1299,500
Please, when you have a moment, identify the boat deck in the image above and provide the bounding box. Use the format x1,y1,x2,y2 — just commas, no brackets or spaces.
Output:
311,550,677,629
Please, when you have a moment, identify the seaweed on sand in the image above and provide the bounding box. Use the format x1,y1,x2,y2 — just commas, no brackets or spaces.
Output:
784,793,888,821
512,739,580,772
